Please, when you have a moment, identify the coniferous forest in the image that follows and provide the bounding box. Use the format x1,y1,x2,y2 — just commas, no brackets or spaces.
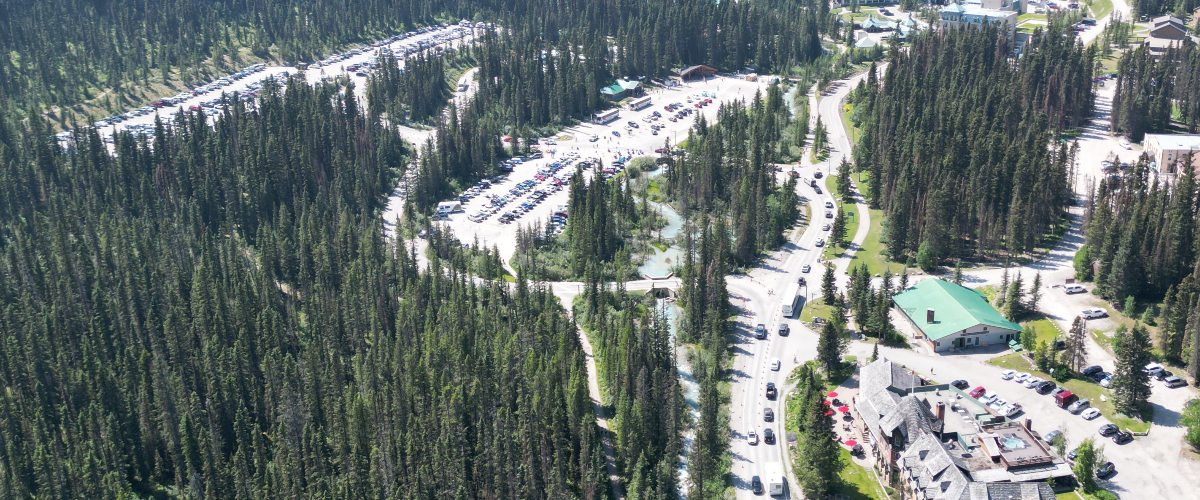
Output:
850,26,1093,264
0,77,611,498
1111,43,1200,141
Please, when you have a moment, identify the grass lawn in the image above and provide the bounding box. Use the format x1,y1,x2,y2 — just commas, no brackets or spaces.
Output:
1018,13,1048,22
840,173,904,276
987,353,1152,432
1088,0,1113,19
800,300,834,325
823,175,862,261
841,102,863,147
834,447,889,500
1023,316,1065,346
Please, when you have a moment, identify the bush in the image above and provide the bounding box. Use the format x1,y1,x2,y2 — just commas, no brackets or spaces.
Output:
1093,490,1120,500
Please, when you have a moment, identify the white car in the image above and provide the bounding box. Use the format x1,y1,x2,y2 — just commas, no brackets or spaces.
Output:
824,201,834,209
1118,137,1131,149
802,265,811,273
1064,283,1086,294
1025,377,1044,388
770,359,781,371
979,393,997,404
989,398,1008,411
1013,372,1030,383
1001,369,1016,380
1081,407,1102,420
1081,307,1108,319
747,429,759,445
1100,376,1112,388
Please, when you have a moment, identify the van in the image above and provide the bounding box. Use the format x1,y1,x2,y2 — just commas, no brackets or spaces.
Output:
1054,390,1078,408
1164,376,1187,388
1063,283,1085,294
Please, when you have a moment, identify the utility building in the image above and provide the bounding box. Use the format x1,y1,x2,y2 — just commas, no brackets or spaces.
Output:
892,279,1021,352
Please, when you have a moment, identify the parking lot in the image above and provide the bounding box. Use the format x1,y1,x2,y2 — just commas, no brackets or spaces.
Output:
64,22,481,147
441,74,771,265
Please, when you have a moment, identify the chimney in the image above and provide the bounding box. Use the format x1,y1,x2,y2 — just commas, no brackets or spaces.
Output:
1025,418,1033,430
927,309,936,323
937,402,946,423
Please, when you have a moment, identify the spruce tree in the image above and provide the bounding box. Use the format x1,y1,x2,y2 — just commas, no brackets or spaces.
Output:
822,263,838,305
1112,323,1153,416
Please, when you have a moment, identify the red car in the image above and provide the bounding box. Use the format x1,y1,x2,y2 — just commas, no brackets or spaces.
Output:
969,387,986,398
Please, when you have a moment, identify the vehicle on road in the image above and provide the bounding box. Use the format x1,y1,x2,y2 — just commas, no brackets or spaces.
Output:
764,408,774,422
822,223,830,231
747,429,758,445
1098,424,1119,437
778,324,790,336
1081,407,1101,419
814,186,822,194
751,475,763,494
825,211,833,218
1098,461,1116,478
590,135,599,142
771,359,781,371
815,239,825,247
782,283,801,317
763,427,775,443
969,386,986,398
802,265,811,273
766,382,777,400
824,201,834,209
1112,431,1133,444
1081,307,1107,319
1000,370,1016,380
764,463,786,496
1064,283,1086,294
612,130,620,137
755,324,767,339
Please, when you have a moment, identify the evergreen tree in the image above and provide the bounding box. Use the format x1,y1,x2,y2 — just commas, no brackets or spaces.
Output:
822,263,838,305
1004,272,1026,320
1064,316,1090,374
1112,323,1153,415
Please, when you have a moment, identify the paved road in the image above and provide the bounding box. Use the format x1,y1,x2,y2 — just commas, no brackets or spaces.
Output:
729,70,874,500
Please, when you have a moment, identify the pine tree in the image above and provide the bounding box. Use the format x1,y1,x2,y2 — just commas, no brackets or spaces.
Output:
1004,272,1025,320
1073,438,1101,494
1064,316,1090,373
1112,323,1153,416
795,372,845,497
1028,272,1043,313
817,320,845,375
822,263,838,305
831,210,848,247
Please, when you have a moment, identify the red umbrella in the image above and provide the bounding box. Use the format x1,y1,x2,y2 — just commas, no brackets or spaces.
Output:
845,440,858,446
823,400,832,406
827,392,838,398
824,410,834,416
838,406,851,413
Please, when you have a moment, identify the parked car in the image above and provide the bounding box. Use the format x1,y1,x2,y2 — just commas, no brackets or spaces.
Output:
969,386,986,398
1067,448,1079,461
1081,307,1108,319
1100,375,1113,388
979,393,997,404
1112,431,1133,444
1165,376,1188,388
1049,387,1069,398
1000,370,1016,380
1067,399,1090,413
1081,407,1102,420
1024,377,1044,388
1036,381,1057,394
951,380,970,390
1004,403,1024,418
1082,365,1104,377
1064,283,1086,294
1097,461,1116,478
755,324,766,339
1155,370,1174,381
1044,430,1063,444
1098,424,1119,437
1013,372,1031,383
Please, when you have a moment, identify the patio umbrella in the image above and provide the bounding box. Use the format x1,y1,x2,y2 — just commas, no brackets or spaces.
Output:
844,440,857,447
827,392,838,398
823,400,832,406
838,406,850,413
824,410,834,416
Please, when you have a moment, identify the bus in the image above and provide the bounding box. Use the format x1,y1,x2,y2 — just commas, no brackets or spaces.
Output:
781,283,801,317
628,96,652,111
594,109,619,124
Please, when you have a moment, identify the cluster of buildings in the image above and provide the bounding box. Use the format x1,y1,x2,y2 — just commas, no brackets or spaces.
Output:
855,359,1073,500
1143,15,1191,59
937,0,1020,41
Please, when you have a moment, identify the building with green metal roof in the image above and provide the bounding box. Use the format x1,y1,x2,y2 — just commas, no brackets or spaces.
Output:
892,279,1021,352
600,79,643,101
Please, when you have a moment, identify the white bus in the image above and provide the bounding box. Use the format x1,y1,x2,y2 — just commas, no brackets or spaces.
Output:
594,109,619,124
781,282,801,317
628,96,652,111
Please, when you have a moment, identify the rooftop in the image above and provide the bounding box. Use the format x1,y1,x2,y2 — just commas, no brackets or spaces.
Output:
1147,133,1200,150
892,279,1021,341
600,79,641,95
978,421,1054,469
